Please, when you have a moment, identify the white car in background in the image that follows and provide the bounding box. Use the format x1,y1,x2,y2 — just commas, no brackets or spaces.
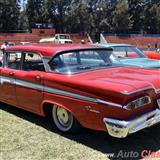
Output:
39,34,72,44
20,42,32,45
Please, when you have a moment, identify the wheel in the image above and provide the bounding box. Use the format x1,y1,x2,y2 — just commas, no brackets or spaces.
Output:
52,105,80,133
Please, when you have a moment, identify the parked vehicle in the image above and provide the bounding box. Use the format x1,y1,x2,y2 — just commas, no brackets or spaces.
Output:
39,34,72,44
20,42,32,45
97,43,160,68
0,44,159,138
8,42,15,46
144,50,160,60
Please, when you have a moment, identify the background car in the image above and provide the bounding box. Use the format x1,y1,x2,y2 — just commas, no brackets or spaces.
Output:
8,42,15,46
144,50,160,60
97,43,160,68
20,42,32,45
39,34,73,44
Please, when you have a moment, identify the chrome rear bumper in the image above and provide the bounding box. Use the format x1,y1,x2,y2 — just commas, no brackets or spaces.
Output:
103,109,160,138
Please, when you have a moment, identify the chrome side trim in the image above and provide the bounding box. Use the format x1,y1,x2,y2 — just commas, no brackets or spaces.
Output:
96,99,122,108
0,76,15,85
104,109,160,138
16,79,43,91
0,75,121,107
44,86,97,103
1,75,158,108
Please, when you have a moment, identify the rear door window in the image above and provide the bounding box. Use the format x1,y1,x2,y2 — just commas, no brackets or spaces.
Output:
6,52,22,70
22,52,45,71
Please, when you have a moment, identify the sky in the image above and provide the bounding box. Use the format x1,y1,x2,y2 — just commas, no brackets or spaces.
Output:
20,0,27,11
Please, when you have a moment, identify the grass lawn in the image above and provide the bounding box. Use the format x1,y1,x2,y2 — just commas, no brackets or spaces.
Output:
0,103,160,160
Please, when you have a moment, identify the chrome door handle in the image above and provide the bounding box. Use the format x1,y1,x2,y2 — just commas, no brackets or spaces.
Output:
35,75,42,81
9,72,15,76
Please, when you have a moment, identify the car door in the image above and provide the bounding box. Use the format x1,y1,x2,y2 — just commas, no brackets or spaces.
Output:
0,51,22,106
15,51,44,113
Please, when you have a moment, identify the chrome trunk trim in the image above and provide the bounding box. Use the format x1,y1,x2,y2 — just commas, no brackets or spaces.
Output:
121,86,160,95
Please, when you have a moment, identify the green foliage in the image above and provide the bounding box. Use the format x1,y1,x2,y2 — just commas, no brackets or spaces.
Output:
18,10,29,31
112,0,133,33
0,0,160,34
67,0,89,33
0,0,20,32
143,1,160,33
128,0,146,33
26,0,44,28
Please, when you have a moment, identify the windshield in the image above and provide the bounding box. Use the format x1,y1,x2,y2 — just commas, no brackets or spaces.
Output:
49,49,116,74
111,46,146,59
59,35,70,39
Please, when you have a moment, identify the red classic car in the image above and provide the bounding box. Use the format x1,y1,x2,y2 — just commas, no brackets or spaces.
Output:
144,50,160,60
0,44,160,138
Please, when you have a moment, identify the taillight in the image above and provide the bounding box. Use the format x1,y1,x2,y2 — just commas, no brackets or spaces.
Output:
124,96,151,110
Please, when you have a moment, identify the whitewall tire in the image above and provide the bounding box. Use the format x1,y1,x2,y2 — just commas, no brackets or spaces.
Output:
52,105,80,133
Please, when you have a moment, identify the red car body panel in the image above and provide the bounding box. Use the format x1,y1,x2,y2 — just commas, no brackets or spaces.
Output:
0,44,160,133
144,51,160,60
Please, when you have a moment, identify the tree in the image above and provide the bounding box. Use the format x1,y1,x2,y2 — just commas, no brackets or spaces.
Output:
128,0,146,33
1,0,160,34
111,0,133,33
143,1,160,33
67,0,90,33
18,10,29,31
26,0,44,29
43,0,72,32
0,0,20,32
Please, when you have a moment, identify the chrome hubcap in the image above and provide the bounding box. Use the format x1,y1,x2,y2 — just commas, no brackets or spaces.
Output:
57,107,70,125
53,105,73,131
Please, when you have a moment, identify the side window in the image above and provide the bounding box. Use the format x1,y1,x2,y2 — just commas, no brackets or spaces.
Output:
112,47,139,58
79,51,104,65
60,52,78,65
22,52,45,72
6,52,22,69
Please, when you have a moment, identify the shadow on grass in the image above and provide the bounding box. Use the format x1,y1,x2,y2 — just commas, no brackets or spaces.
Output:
0,103,160,160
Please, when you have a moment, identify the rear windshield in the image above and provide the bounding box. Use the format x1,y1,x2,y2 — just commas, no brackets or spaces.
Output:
49,49,118,74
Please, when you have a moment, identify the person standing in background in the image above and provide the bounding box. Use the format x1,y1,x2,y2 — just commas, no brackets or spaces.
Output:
1,41,9,53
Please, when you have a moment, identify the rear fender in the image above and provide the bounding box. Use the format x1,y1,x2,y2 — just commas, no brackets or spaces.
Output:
41,100,74,117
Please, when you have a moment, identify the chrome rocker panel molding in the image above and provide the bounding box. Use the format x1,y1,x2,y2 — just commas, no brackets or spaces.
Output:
103,109,160,138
